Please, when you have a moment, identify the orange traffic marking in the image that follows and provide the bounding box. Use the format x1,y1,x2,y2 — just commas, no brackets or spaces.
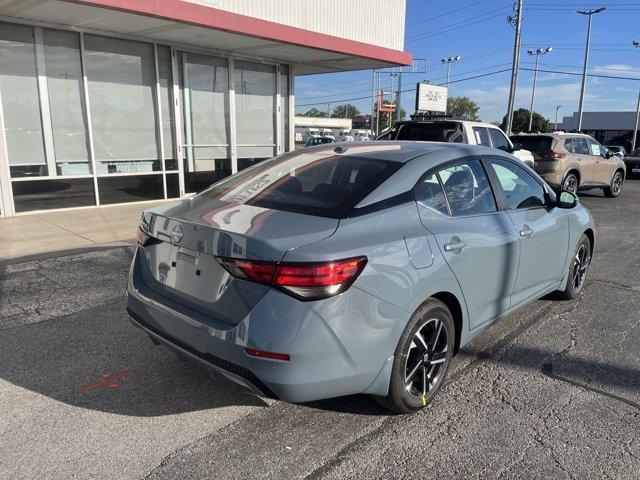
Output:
81,368,132,393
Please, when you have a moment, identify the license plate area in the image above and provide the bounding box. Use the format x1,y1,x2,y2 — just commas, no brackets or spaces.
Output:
143,241,226,303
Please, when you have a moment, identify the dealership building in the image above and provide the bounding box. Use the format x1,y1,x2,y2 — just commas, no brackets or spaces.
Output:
0,0,410,216
558,111,640,151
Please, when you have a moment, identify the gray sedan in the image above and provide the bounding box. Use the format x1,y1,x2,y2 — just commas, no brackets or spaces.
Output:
127,142,595,414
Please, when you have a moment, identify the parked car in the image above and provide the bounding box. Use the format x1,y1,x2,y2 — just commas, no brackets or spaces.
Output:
128,142,595,414
376,118,535,167
605,145,626,158
511,132,626,197
305,136,335,147
623,148,640,178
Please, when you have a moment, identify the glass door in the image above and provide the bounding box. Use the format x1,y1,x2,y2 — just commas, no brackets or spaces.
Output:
178,51,232,194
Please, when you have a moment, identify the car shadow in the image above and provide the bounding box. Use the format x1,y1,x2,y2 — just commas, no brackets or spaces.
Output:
0,297,268,416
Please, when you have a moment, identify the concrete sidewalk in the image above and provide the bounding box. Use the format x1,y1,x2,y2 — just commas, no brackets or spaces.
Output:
0,201,170,261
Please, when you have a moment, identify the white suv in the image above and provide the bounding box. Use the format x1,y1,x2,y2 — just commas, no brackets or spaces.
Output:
376,118,535,167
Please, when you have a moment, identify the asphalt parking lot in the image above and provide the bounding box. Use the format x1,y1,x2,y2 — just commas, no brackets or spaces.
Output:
1,180,639,480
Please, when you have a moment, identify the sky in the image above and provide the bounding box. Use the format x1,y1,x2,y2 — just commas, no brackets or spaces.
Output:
294,0,640,124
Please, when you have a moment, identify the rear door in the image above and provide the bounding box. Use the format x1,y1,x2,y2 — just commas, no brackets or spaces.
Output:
485,157,569,305
416,159,519,329
572,137,595,183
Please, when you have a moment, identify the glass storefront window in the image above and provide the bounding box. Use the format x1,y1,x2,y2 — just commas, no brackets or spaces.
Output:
0,20,294,215
0,23,47,177
179,52,231,193
12,178,95,213
84,35,160,174
43,28,91,175
234,60,276,168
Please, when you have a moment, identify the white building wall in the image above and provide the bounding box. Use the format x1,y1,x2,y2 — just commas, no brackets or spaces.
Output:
185,0,406,51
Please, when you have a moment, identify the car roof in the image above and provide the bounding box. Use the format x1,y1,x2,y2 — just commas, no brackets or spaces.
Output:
512,132,593,138
301,140,508,163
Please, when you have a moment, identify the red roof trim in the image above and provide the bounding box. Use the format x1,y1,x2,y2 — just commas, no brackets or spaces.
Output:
62,0,412,66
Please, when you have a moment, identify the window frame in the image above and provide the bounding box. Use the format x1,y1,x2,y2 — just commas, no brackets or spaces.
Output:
481,155,553,211
413,156,501,218
484,156,548,211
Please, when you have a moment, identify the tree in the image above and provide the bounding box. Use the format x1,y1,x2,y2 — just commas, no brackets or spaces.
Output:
331,104,360,119
446,96,480,120
502,108,549,133
302,107,329,118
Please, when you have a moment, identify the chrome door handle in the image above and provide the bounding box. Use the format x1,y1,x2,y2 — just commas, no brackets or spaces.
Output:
519,228,534,238
443,240,467,252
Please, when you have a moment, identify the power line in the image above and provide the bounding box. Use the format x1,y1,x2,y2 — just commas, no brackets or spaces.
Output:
296,68,511,107
406,6,512,42
520,67,640,81
406,0,492,28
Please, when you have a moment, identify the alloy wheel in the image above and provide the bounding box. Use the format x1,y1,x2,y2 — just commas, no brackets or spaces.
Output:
612,173,623,196
564,174,577,194
572,243,590,291
404,318,448,398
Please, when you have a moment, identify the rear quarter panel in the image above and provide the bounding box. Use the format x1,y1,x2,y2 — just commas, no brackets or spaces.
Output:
282,202,468,359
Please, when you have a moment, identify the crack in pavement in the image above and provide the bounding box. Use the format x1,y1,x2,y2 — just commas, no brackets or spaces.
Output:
542,363,640,412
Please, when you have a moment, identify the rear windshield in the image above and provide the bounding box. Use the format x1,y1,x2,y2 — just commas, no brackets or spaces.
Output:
510,135,553,153
383,122,465,142
199,151,402,218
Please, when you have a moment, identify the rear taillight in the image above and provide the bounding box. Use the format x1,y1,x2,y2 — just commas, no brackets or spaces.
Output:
136,226,150,246
216,256,367,301
543,150,566,160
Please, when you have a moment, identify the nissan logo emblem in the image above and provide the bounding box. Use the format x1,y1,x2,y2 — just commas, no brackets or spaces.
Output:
171,225,184,243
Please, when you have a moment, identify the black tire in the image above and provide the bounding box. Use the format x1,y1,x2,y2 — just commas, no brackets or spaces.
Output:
375,299,455,414
562,172,579,194
604,170,624,198
557,234,591,300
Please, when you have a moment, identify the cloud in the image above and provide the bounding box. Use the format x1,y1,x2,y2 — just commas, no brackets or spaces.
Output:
591,64,640,76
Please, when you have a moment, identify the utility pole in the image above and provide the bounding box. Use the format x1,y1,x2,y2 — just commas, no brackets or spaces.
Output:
554,105,562,131
396,71,403,122
577,7,606,132
370,69,376,134
632,41,640,151
505,0,523,136
527,47,552,132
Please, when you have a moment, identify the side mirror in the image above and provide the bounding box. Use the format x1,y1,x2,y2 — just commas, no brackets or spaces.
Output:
605,149,613,159
556,190,578,209
512,141,523,151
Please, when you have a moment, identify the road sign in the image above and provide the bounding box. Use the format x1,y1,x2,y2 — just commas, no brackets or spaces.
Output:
415,83,448,113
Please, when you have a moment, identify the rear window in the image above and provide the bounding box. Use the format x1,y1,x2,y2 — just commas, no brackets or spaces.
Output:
199,151,402,218
510,135,553,153
390,122,465,142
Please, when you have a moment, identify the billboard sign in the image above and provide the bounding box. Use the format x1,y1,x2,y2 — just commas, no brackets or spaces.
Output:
415,83,448,112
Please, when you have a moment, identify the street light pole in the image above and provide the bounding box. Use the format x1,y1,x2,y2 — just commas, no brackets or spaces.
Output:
632,41,640,151
554,105,562,131
527,47,552,132
441,55,461,88
577,7,606,132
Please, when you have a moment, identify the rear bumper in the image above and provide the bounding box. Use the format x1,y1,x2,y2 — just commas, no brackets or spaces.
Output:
127,247,407,403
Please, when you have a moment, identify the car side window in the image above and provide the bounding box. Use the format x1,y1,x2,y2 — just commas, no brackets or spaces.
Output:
488,128,510,151
437,160,497,216
586,138,605,157
416,173,448,215
489,159,546,210
472,127,491,147
564,138,576,153
573,138,590,155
